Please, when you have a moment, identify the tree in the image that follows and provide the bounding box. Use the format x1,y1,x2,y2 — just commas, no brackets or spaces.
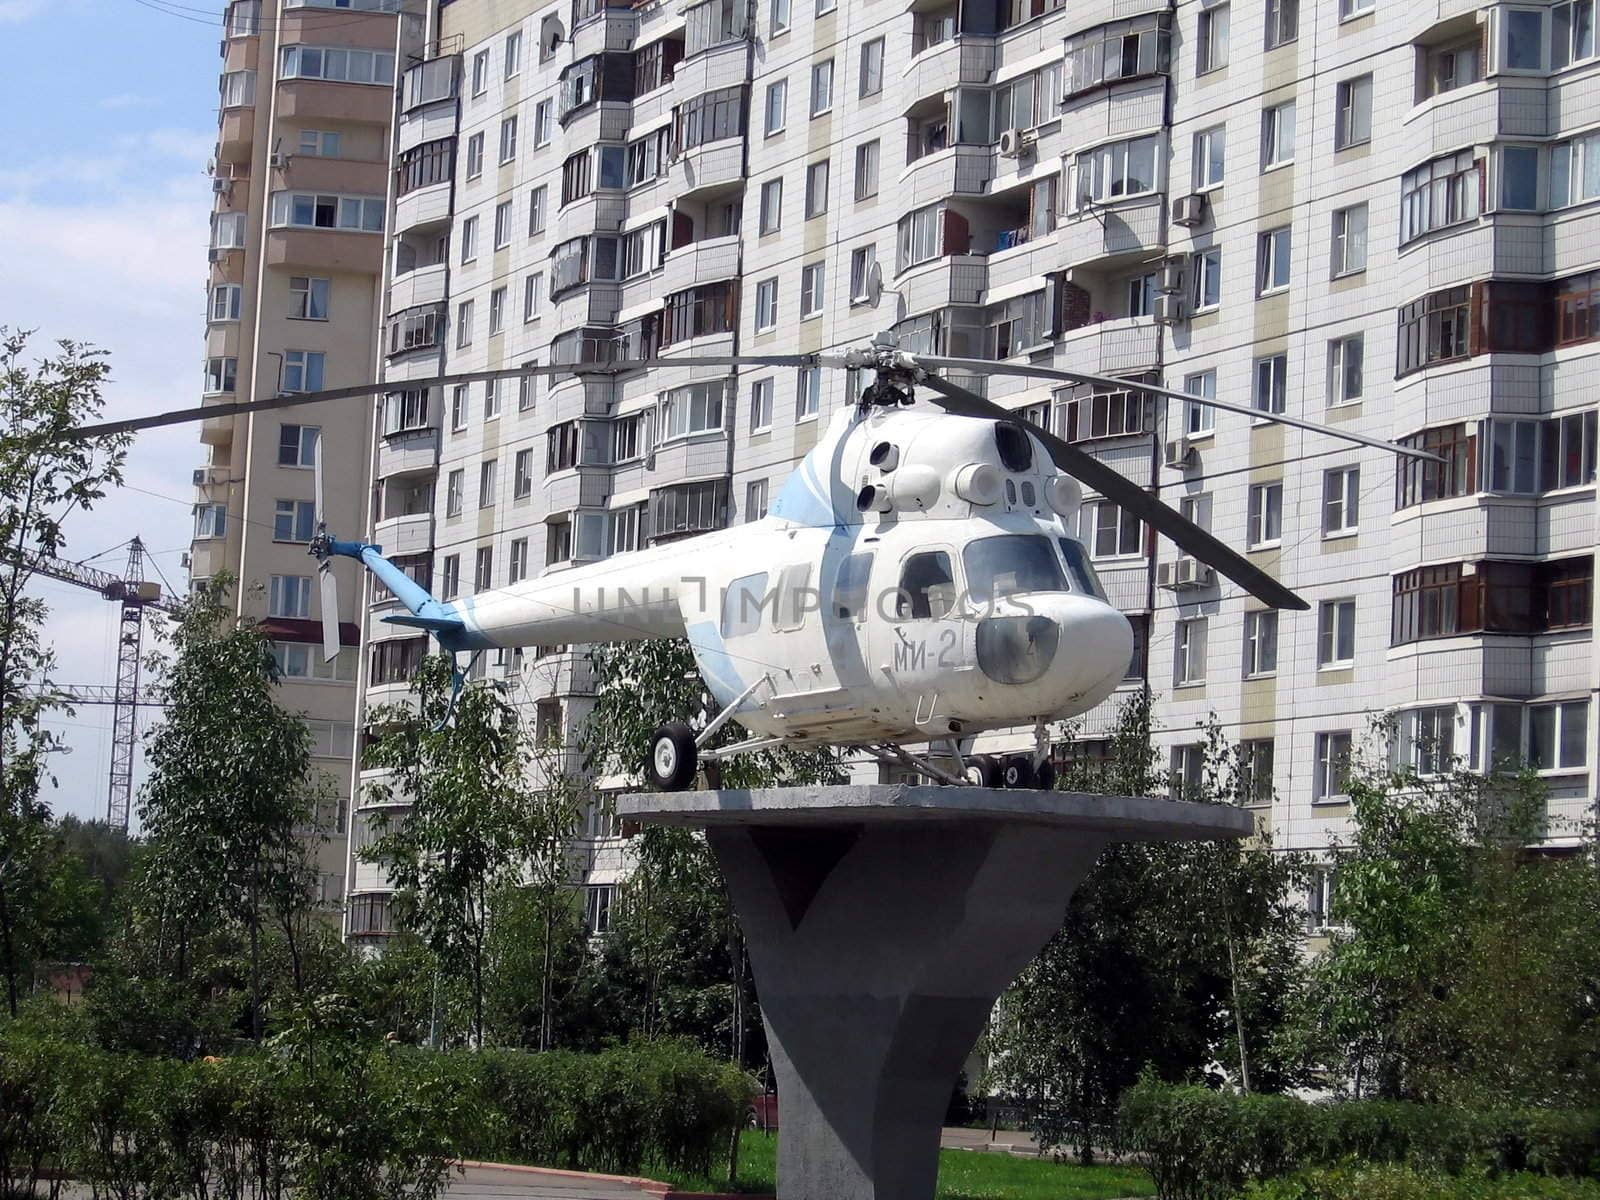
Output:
0,329,129,1016
135,576,325,1042
982,695,1312,1161
363,655,543,1049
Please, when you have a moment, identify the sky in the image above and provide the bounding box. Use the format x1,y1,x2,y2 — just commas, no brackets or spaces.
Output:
1,0,224,826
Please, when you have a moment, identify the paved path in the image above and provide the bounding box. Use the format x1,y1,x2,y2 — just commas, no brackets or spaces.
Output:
444,1164,659,1196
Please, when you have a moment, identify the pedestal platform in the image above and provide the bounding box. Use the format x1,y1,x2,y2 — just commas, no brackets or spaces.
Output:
615,785,1251,1200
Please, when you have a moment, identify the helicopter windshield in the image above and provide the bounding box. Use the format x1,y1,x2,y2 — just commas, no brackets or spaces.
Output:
963,535,1065,604
1057,538,1108,601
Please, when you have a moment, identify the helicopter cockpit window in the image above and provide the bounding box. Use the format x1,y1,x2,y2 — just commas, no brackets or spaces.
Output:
722,571,770,638
1057,538,1108,601
963,535,1064,604
773,563,813,631
833,552,874,621
896,551,957,620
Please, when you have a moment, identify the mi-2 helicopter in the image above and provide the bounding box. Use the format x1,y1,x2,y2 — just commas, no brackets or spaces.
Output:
79,327,1438,792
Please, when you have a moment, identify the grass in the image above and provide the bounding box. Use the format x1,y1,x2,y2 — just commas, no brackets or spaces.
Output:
648,1131,1156,1199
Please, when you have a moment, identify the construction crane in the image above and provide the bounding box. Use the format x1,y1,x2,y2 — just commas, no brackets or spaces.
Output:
21,537,181,829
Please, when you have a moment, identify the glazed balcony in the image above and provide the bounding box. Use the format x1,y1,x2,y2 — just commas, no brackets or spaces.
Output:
899,145,993,208
388,260,448,311
902,37,994,110
1054,314,1161,375
671,139,745,201
659,234,740,298
393,181,452,236
1059,192,1167,274
373,511,434,557
900,256,988,311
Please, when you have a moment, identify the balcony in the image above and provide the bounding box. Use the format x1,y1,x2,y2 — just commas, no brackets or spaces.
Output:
659,234,740,298
217,108,254,165
265,227,384,274
199,395,237,448
376,426,440,477
389,260,448,311
671,139,745,200
1054,314,1160,374
374,511,434,557
570,6,639,59
281,155,387,195
902,38,994,111
277,79,392,125
1060,192,1167,273
394,182,452,236
900,255,988,311
900,146,993,208
672,38,748,99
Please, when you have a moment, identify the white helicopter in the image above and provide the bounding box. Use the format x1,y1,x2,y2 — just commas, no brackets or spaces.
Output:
82,330,1437,791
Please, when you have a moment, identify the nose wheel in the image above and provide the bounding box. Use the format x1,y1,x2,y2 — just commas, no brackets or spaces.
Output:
647,722,698,791
1000,755,1036,790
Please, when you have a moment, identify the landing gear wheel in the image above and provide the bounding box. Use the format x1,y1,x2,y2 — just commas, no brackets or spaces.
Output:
1034,759,1057,792
703,758,724,790
1001,755,1037,790
647,722,698,791
965,754,1003,789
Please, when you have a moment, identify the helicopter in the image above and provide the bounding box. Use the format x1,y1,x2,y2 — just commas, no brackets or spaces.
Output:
79,331,1439,792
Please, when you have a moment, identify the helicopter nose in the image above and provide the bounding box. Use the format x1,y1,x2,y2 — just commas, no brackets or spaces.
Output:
1058,599,1135,706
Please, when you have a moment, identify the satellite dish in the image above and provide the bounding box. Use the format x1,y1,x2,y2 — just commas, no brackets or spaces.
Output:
865,261,884,309
543,19,565,55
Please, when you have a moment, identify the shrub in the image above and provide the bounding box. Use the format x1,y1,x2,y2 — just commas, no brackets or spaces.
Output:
1242,1164,1600,1200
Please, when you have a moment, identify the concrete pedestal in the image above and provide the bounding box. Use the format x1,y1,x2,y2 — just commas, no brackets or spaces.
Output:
616,785,1251,1200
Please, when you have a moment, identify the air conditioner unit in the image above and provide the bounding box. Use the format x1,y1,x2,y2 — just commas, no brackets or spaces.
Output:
192,468,208,486
180,553,192,570
207,247,227,263
211,177,231,195
1164,438,1196,470
997,127,1035,159
1172,192,1208,228
1153,294,1186,325
1176,558,1215,588
1158,258,1186,293
269,151,290,168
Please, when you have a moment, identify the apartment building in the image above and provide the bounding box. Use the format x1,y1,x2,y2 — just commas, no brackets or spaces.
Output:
189,0,415,908
345,0,1599,940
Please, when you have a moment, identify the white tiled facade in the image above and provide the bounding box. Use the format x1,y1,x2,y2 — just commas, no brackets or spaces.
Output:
347,0,1599,936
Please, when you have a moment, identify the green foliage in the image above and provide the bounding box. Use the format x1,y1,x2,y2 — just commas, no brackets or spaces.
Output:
1118,1077,1600,1200
0,329,129,1018
1242,1165,1600,1200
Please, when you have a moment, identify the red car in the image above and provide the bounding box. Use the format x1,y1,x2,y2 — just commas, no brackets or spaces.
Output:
747,1091,779,1132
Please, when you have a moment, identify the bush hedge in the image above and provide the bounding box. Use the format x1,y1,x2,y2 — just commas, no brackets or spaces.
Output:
0,1026,750,1199
1119,1077,1600,1200
1242,1165,1600,1200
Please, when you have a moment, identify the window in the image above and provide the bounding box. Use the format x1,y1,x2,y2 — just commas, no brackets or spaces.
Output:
651,479,729,540
1075,135,1160,205
277,423,319,468
805,159,829,218
1262,101,1295,168
1320,466,1360,536
988,291,1052,357
211,284,242,322
518,360,538,412
860,37,884,96
810,59,834,116
1313,732,1352,801
1318,599,1356,667
800,262,825,317
895,552,957,619
1252,354,1287,415
483,380,501,421
548,421,580,472
817,0,835,15
1243,610,1278,676
194,503,227,539
474,546,493,591
1130,270,1157,319
1393,706,1457,776
1550,130,1600,207
750,377,774,430
499,116,518,164
1257,227,1291,295
465,132,484,179
273,498,316,542
455,299,475,348
460,215,479,263
1528,700,1591,771
503,29,522,77
514,449,534,498
493,201,513,250
534,100,552,148
1064,15,1172,96
441,555,460,599
675,85,746,151
471,47,489,94
848,245,879,304
1503,7,1545,70
489,287,507,336
382,388,430,435
1335,75,1372,149
1265,0,1296,48
1170,743,1205,800
1183,371,1216,435
633,38,681,94
397,139,453,196
1553,0,1597,67
1174,618,1207,685
445,469,464,516
212,211,247,249
1400,151,1480,244
1396,286,1471,376
1192,247,1222,310
662,281,738,345
204,356,237,394
1395,422,1474,507
1239,739,1274,807
279,44,395,84
1500,145,1541,210
500,538,525,585
754,278,778,332
661,382,724,440
1197,3,1229,73
1085,500,1142,558
282,350,324,394
267,192,383,232
1392,558,1593,643
450,385,468,432
759,179,783,234
1332,205,1367,277
771,0,791,33
746,479,769,521
524,273,543,321
1193,125,1225,190
1247,482,1283,547
796,366,821,418
765,79,787,135
268,574,312,619
562,151,592,206
685,0,748,53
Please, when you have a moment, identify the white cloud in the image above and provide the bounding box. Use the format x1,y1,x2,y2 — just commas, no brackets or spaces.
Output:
0,0,46,22
100,93,164,111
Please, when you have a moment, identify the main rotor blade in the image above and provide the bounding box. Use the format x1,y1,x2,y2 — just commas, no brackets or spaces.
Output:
318,563,340,664
312,434,327,528
913,371,1309,611
68,355,843,441
910,355,1442,464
